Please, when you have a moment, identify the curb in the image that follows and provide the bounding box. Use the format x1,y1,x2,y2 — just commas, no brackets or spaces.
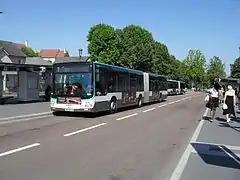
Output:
0,111,52,122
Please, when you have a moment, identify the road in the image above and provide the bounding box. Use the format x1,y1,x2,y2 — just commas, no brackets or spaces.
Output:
0,92,204,180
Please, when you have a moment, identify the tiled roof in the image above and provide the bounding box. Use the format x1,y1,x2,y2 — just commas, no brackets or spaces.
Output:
40,49,66,58
0,40,25,49
0,44,26,57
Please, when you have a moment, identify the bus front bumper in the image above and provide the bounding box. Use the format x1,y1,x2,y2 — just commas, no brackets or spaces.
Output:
51,107,95,113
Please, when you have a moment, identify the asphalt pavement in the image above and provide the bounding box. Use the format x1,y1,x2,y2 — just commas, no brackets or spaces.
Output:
170,103,240,180
0,92,225,180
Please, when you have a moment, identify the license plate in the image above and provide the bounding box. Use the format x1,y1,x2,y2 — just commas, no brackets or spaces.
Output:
65,105,74,112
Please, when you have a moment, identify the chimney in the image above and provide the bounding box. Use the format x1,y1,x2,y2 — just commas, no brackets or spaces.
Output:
25,40,28,47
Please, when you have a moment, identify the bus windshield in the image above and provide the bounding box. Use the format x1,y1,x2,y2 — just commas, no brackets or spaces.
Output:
54,73,93,99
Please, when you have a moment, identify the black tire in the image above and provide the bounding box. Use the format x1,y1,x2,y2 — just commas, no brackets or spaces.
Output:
52,111,60,116
159,94,162,102
137,96,143,108
109,99,117,114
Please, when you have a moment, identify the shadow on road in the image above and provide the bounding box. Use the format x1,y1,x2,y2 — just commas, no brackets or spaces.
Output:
218,122,240,133
53,100,166,118
215,117,226,122
191,142,240,169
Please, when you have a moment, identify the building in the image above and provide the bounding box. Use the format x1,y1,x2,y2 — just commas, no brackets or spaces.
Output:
40,48,69,63
0,41,27,93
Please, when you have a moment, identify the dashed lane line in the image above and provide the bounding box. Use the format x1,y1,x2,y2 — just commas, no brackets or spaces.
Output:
63,123,107,137
0,143,40,157
116,113,138,121
117,95,201,121
143,107,156,113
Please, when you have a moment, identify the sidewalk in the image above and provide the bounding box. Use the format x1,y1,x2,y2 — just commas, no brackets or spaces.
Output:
178,108,240,180
0,101,51,119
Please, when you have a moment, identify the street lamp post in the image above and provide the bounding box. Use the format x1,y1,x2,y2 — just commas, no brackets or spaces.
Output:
78,48,83,58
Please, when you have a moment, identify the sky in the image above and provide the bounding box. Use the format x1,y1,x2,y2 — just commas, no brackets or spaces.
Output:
1,0,240,74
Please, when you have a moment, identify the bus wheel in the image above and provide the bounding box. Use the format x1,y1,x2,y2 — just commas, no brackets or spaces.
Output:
159,94,162,102
137,96,142,108
109,99,117,114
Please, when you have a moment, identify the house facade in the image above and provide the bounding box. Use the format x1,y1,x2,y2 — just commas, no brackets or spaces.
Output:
0,42,27,94
40,48,69,63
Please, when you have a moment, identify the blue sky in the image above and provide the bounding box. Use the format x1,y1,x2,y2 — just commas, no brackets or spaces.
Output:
1,0,240,74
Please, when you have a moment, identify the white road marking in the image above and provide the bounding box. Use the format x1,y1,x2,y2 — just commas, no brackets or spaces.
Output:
158,104,167,108
143,107,156,113
64,123,107,137
116,95,200,121
0,143,40,157
219,146,240,164
169,119,205,180
116,113,138,121
0,115,52,125
0,112,52,122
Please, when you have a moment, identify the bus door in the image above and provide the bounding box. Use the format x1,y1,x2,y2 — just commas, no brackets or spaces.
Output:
129,74,137,104
118,72,130,105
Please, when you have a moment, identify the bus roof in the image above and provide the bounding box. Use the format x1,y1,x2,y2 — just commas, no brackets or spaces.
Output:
167,79,179,82
148,72,167,78
54,56,91,64
94,61,144,75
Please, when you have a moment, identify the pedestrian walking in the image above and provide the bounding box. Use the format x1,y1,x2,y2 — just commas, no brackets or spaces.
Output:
222,85,236,123
203,83,220,122
219,86,224,104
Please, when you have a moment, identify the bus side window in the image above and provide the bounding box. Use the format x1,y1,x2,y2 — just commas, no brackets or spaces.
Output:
108,71,117,93
95,67,108,96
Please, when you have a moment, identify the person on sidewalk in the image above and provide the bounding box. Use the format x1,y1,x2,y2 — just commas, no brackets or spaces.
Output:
203,83,220,122
219,86,224,105
223,85,236,123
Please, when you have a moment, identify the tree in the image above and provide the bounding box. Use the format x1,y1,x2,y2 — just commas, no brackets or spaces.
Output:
231,57,240,78
183,49,206,89
207,56,225,83
151,41,172,76
21,46,39,57
118,25,154,71
87,24,121,65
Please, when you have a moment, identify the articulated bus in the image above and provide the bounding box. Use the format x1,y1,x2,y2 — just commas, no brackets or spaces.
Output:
167,80,186,95
50,59,168,113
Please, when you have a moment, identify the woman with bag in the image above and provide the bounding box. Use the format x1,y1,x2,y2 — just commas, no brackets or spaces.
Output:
223,85,236,123
202,83,220,122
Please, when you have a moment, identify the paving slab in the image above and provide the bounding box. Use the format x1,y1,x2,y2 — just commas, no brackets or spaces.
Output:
176,107,240,180
179,153,240,180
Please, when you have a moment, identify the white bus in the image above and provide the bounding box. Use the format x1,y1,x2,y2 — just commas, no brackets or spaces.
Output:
50,60,168,113
167,80,186,95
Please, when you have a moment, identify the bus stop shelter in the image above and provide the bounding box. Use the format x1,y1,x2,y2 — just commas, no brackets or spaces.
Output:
0,59,52,104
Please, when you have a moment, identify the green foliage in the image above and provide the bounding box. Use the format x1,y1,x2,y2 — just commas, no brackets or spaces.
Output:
231,57,240,78
183,50,206,89
207,56,225,83
87,24,121,65
21,46,39,57
118,25,154,72
87,23,226,86
152,41,171,75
